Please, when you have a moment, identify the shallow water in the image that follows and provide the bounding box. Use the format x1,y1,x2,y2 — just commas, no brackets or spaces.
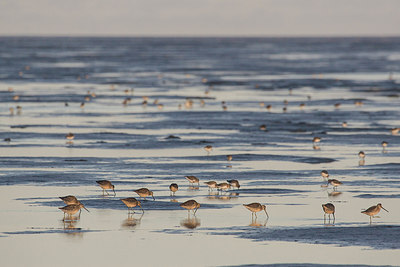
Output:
1,37,400,266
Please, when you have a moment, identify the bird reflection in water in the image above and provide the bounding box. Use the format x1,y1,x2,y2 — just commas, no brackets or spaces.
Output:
122,213,143,229
328,190,342,198
180,216,201,229
206,192,239,201
188,185,199,190
249,217,268,228
62,220,84,238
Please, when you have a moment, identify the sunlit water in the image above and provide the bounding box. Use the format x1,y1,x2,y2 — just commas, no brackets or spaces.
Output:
1,37,400,266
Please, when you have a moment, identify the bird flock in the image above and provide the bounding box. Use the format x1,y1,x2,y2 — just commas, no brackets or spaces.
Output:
58,147,390,226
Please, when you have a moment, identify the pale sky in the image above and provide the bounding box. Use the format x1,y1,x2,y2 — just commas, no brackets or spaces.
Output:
0,0,399,36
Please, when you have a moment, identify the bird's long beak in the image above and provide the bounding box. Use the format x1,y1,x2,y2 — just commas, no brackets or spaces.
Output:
382,207,389,212
113,189,116,196
264,210,269,219
83,206,90,212
152,195,155,201
194,207,198,215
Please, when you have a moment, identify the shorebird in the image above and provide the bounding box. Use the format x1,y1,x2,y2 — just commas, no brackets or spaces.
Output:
59,203,89,220
227,179,240,189
322,203,335,222
185,175,200,186
121,197,143,213
217,182,231,192
59,195,79,205
334,103,341,108
180,200,200,215
391,128,399,135
362,203,388,223
321,170,329,179
358,151,366,159
354,101,363,106
313,137,321,144
381,141,388,148
299,103,306,109
134,188,155,200
204,181,217,191
169,183,179,196
65,133,75,140
243,203,269,218
327,179,342,190
227,155,233,161
342,122,348,127
96,180,116,196
266,105,272,111
259,125,267,131
204,145,213,155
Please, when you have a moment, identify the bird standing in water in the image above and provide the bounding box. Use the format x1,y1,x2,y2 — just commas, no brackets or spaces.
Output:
362,203,388,223
96,180,116,196
243,203,269,219
322,203,335,223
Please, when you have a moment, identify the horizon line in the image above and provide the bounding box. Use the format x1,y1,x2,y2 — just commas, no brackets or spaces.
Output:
1,33,400,39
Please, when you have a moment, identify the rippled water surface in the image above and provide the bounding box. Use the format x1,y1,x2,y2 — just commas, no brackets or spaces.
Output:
1,37,400,266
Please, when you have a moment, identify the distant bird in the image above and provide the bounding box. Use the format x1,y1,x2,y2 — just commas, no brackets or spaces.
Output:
134,188,155,200
217,182,231,191
342,122,348,127
362,203,388,223
321,170,329,179
121,198,143,213
322,203,335,222
381,141,388,148
334,103,341,108
391,128,399,135
299,103,305,109
358,151,366,159
169,183,179,196
259,125,267,131
59,203,89,220
266,105,272,111
204,181,217,191
185,175,199,186
204,145,213,155
226,155,233,161
354,101,363,106
65,133,75,140
227,179,240,189
243,203,269,218
313,137,321,144
96,180,116,196
180,200,200,215
327,179,342,190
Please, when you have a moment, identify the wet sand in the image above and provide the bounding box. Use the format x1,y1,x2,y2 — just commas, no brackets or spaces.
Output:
1,37,400,266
